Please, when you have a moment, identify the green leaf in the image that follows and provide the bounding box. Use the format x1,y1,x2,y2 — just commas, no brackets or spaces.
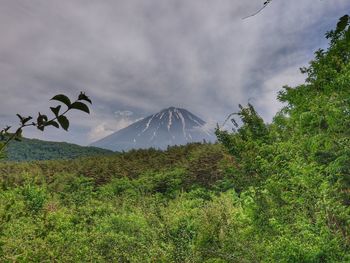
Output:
22,116,33,125
50,105,61,117
336,15,349,33
37,113,48,127
57,115,69,131
51,94,71,107
17,114,32,125
78,92,92,104
46,120,59,129
15,128,23,140
70,102,90,114
16,114,24,122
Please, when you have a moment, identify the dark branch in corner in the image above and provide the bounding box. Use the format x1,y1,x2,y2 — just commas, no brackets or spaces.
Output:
242,0,272,20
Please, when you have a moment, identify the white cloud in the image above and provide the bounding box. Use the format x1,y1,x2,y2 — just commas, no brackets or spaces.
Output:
88,119,137,142
88,123,114,142
114,110,134,117
88,110,143,142
255,65,307,122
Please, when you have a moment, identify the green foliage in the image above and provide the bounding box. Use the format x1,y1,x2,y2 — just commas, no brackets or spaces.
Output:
21,183,47,214
0,143,237,262
0,143,5,160
215,14,350,261
2,137,113,161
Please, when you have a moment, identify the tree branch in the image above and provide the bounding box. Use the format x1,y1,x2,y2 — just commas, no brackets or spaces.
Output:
0,92,91,154
242,0,272,20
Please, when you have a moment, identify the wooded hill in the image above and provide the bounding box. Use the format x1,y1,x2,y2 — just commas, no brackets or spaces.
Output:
2,137,114,161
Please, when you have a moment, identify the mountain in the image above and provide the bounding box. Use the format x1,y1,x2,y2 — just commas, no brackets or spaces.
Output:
3,137,114,162
91,107,215,151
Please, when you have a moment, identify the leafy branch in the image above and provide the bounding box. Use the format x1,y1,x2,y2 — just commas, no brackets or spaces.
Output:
0,92,92,153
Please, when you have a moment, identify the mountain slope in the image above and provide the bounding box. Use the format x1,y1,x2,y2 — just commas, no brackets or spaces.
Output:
91,107,215,151
3,138,114,161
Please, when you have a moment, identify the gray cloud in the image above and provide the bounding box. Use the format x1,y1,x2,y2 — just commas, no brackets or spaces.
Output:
0,0,349,145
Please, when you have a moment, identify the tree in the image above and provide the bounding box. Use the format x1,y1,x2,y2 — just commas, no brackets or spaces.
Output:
216,14,350,258
0,92,92,155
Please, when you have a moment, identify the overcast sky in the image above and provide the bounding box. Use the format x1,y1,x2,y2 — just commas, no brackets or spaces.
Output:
0,0,349,145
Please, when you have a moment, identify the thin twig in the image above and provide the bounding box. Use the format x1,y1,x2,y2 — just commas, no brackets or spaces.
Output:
222,113,237,127
242,1,272,20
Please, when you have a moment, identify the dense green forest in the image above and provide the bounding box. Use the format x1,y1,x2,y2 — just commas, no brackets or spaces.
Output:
0,16,349,262
2,137,114,161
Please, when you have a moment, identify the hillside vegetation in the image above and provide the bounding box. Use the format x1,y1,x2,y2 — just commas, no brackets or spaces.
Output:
0,16,349,262
3,137,113,161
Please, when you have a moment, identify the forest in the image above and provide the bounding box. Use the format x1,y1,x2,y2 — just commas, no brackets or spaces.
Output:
0,15,349,262
3,137,113,161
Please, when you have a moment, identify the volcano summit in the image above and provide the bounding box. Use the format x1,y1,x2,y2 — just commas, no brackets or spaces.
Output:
91,107,215,151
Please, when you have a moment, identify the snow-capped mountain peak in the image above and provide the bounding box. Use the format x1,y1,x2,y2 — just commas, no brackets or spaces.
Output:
90,107,215,151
